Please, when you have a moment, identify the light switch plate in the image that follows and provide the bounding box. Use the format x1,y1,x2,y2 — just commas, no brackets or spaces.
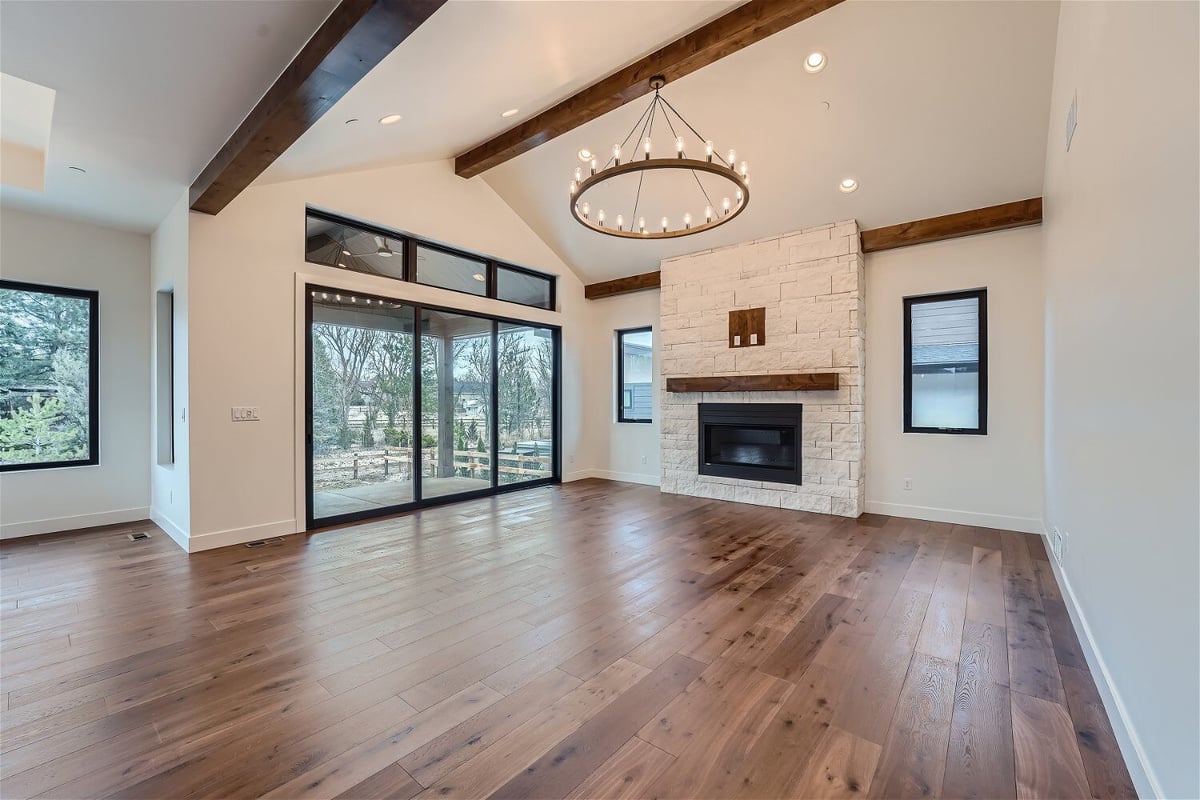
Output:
231,406,260,422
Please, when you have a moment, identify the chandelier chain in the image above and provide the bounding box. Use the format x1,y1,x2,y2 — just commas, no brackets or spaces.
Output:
658,98,717,212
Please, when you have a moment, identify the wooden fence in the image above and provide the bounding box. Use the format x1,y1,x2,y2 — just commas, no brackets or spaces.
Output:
312,447,551,484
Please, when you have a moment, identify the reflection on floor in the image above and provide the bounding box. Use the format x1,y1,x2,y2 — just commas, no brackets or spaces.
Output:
313,476,490,519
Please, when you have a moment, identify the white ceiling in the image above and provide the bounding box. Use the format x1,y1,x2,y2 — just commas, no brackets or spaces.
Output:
483,0,1061,281
263,1,737,182
0,0,335,233
0,0,1060,279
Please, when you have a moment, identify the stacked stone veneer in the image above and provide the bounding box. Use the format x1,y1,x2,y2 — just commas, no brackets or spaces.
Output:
659,220,866,516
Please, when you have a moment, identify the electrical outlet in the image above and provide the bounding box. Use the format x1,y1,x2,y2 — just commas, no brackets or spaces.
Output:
903,478,912,491
641,455,648,465
231,406,260,422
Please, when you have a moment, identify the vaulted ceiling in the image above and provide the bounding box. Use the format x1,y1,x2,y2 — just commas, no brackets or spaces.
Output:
0,0,1059,281
273,0,1060,282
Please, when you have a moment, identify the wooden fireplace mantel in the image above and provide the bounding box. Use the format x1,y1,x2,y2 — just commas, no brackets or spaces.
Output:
665,373,839,392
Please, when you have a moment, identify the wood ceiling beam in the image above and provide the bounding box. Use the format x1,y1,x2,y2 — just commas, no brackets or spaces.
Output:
453,0,844,179
190,0,446,215
584,271,662,300
860,198,1043,254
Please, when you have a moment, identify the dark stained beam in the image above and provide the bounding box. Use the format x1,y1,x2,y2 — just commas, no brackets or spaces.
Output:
454,0,844,179
584,271,662,300
190,0,446,215
666,373,839,392
861,198,1043,254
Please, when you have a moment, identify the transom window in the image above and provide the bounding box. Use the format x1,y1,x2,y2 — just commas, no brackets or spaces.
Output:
903,288,987,434
304,210,556,311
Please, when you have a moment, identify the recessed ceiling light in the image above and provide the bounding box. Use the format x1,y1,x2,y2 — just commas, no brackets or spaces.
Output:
577,149,593,162
67,165,86,173
839,177,858,193
379,114,403,125
501,108,520,118
804,51,827,73
472,273,486,282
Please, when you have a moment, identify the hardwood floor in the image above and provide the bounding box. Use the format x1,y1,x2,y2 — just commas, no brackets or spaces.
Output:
0,480,1136,799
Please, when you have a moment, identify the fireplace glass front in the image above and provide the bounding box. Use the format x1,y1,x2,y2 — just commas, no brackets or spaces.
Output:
698,403,803,484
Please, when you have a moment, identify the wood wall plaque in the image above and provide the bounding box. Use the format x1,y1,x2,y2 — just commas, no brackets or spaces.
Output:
729,308,766,348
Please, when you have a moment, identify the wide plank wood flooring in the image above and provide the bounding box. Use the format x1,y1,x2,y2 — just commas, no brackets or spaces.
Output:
0,479,1136,799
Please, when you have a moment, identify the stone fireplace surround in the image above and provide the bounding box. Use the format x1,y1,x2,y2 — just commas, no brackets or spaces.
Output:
659,220,866,517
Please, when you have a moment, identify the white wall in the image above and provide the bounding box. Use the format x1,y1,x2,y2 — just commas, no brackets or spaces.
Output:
865,226,1045,532
1040,2,1199,797
583,289,661,485
0,207,151,537
185,159,592,550
149,191,191,547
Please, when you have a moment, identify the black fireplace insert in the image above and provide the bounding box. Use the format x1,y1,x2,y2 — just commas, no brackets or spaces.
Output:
698,403,803,484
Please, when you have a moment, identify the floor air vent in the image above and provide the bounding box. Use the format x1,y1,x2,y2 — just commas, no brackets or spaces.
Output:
245,537,285,548
127,532,151,541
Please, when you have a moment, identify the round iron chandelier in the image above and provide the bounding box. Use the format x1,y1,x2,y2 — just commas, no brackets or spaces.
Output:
568,76,749,240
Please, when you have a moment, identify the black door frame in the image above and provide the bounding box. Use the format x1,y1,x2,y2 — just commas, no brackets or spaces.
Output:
304,282,562,530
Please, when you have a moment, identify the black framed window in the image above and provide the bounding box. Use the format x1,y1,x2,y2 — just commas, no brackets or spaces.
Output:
305,284,561,529
903,288,987,435
304,209,555,311
415,244,487,297
0,280,99,471
617,327,653,423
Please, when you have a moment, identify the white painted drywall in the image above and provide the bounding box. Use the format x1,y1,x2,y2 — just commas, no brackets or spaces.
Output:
149,191,190,547
583,289,661,485
184,159,592,550
865,226,1045,532
0,207,151,537
1041,2,1199,797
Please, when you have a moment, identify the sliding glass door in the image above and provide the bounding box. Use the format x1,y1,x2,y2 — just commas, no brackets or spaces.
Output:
306,286,559,528
420,309,493,500
497,322,555,485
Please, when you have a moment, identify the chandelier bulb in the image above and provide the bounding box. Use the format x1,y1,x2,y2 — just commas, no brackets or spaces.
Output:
616,213,624,231
705,140,714,162
639,216,646,234
590,158,597,176
661,216,668,232
582,202,590,219
722,197,731,215
598,209,605,226
740,161,748,178
727,149,736,166
684,212,692,229
736,188,744,205
676,136,685,157
574,166,582,182
569,180,577,195
612,144,621,165
705,205,713,223
643,137,652,159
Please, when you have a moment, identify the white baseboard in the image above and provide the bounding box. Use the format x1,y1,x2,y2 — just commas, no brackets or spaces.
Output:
863,500,1043,533
0,506,150,540
186,519,299,553
589,469,661,487
150,510,189,553
563,468,597,482
1041,533,1161,799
